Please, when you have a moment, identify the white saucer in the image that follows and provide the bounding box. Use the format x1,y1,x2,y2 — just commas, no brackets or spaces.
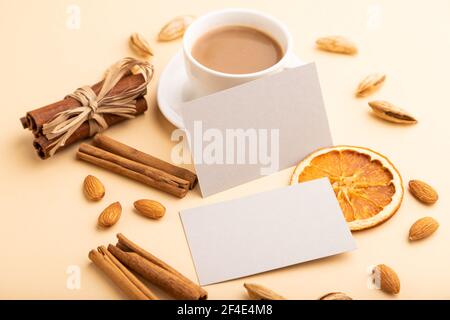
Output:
157,49,303,129
157,50,193,129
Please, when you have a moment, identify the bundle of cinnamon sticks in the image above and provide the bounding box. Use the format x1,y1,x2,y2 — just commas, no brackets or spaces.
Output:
20,74,148,159
77,134,197,198
89,233,207,300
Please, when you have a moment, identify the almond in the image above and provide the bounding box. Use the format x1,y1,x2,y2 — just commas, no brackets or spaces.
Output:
316,36,358,55
319,292,352,300
409,180,439,204
372,264,400,294
243,283,286,300
83,175,105,201
356,73,386,97
129,32,153,58
98,202,121,228
409,217,439,241
368,100,417,124
134,199,165,220
158,15,195,42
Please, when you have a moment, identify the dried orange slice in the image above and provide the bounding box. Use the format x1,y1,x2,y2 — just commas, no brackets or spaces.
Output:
290,146,403,231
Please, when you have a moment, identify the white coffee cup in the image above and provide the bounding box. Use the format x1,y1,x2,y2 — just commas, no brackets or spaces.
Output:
183,8,302,97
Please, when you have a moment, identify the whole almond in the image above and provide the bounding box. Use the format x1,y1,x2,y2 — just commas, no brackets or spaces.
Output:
356,73,386,97
316,36,358,55
98,202,121,228
83,175,105,201
368,100,417,124
129,32,153,58
373,264,400,294
409,180,438,204
319,292,352,300
158,15,195,42
409,217,439,241
244,283,285,300
134,199,166,220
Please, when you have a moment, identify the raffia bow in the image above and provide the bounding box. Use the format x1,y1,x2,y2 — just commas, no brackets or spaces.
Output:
42,57,153,156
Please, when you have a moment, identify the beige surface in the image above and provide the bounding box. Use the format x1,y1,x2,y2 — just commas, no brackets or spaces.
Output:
1,0,449,299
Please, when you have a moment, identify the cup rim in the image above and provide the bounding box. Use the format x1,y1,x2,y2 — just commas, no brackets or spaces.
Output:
183,8,293,79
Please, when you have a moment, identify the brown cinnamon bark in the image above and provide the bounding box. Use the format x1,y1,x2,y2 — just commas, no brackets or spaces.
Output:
20,117,28,129
77,143,190,198
33,98,148,159
22,73,146,134
99,246,158,300
93,134,197,189
108,234,207,300
116,233,207,298
88,246,157,300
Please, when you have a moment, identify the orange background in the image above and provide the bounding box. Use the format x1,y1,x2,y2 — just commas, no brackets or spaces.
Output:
1,0,449,299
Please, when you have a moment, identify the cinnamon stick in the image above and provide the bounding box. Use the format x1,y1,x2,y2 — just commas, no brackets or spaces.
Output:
20,117,28,129
33,98,148,159
108,235,207,300
116,233,207,298
99,246,158,300
88,247,156,300
77,143,190,198
115,234,207,299
93,134,197,189
22,73,146,134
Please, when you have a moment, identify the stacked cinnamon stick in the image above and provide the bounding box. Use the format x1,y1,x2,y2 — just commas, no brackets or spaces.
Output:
89,233,207,300
20,74,148,159
77,134,197,198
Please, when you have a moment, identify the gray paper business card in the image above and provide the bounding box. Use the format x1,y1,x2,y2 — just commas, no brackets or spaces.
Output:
180,63,333,197
180,178,356,286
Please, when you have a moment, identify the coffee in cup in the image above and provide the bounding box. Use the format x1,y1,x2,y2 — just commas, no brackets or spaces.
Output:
183,9,302,96
191,25,284,74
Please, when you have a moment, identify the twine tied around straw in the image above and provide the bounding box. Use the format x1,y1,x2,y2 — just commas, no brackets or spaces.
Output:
42,57,153,156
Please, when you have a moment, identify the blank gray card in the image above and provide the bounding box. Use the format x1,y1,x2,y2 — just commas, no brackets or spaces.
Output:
180,178,356,285
180,63,333,197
